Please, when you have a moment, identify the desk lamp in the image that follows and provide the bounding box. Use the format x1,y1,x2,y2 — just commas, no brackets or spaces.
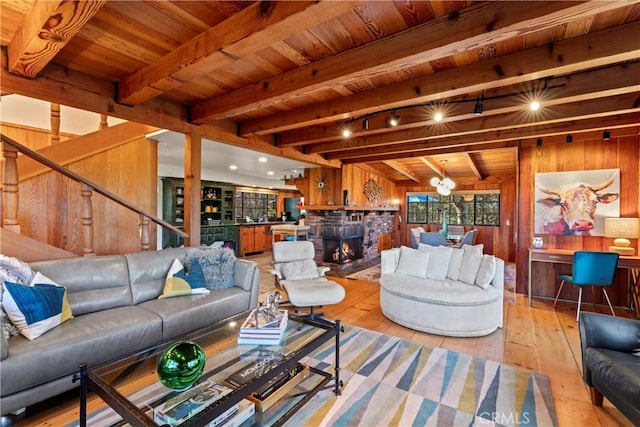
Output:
604,217,639,256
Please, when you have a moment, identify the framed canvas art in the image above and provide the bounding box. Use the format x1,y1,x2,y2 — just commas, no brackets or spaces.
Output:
534,169,620,236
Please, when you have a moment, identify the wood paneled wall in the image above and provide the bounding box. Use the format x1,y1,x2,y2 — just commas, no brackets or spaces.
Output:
5,126,158,255
398,175,517,262
517,131,640,303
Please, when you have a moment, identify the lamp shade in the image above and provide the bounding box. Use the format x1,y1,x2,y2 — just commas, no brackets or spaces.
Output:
604,217,639,255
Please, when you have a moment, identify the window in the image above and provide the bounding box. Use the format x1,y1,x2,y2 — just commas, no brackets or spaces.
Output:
235,190,278,220
407,191,500,226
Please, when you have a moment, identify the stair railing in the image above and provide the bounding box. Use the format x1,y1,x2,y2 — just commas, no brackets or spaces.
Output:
1,134,188,254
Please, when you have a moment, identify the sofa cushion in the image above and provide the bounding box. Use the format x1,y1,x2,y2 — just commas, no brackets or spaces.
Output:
280,259,319,280
396,246,430,279
30,255,132,315
418,244,452,280
159,259,210,299
0,305,163,396
126,247,190,304
2,280,73,340
138,288,251,340
458,244,484,285
475,255,497,289
185,247,236,290
446,248,464,281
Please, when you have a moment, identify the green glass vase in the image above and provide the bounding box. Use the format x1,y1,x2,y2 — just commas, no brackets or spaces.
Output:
157,341,206,391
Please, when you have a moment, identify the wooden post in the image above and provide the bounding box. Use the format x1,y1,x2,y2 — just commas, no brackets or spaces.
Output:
1,142,20,233
50,103,60,144
99,114,108,130
80,183,95,256
139,214,150,251
184,133,202,247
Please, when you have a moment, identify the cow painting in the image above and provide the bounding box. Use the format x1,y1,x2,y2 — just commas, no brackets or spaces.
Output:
535,170,620,235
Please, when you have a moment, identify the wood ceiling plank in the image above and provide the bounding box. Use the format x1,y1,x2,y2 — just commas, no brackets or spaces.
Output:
118,1,361,105
240,20,640,135
7,0,106,78
197,0,634,123
382,160,422,182
419,157,442,176
465,153,485,181
334,112,640,162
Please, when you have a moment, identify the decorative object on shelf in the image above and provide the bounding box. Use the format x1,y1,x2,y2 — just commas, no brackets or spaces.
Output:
532,236,544,249
315,175,328,192
430,160,455,196
604,217,639,255
157,340,206,390
343,190,349,206
363,178,384,206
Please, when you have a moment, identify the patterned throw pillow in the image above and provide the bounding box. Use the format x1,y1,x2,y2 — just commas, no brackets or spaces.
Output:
185,247,236,290
2,280,73,340
1,254,35,338
159,258,210,299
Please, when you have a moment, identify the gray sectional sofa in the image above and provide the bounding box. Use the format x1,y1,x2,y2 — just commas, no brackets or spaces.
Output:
0,247,260,416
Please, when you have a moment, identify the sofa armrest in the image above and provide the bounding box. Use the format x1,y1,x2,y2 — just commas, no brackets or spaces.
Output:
317,266,330,277
269,269,282,280
1,329,8,361
579,312,640,352
380,248,400,275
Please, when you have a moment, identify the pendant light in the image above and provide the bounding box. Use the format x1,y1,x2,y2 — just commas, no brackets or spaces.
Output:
430,160,455,196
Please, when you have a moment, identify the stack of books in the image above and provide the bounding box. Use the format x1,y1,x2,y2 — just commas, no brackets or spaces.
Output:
153,380,255,426
237,309,288,346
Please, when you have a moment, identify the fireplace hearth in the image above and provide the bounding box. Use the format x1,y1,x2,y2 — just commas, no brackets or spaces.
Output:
324,235,363,264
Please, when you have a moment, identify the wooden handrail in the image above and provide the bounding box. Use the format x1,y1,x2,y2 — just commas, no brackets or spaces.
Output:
1,133,188,240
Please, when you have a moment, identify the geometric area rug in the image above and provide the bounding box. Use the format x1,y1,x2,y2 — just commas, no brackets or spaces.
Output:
72,325,558,427
288,325,558,426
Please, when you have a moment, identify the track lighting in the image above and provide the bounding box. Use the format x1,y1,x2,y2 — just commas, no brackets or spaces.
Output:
388,112,400,127
602,130,611,141
536,137,543,147
362,116,369,130
530,101,540,111
566,134,573,143
433,111,444,122
342,128,352,138
473,98,483,115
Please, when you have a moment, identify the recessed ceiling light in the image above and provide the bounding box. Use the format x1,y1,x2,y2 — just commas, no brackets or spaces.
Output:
529,101,540,111
258,157,267,163
229,165,238,170
267,171,274,175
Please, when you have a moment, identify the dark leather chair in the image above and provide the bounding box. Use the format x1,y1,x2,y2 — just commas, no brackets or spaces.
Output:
578,312,640,424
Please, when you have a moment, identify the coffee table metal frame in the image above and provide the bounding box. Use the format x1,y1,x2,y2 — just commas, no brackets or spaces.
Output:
77,312,341,427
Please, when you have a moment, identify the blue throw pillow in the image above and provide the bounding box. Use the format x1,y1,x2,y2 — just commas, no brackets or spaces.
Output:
159,258,210,299
185,248,235,290
2,281,73,340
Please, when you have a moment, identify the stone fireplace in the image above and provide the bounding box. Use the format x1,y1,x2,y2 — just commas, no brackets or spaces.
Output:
304,209,395,269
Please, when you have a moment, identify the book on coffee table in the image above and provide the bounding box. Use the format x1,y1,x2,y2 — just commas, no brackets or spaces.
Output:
247,364,309,412
225,350,283,388
153,380,233,426
237,310,288,345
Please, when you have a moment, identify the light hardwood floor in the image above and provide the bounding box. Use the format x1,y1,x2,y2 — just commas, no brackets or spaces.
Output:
2,272,635,426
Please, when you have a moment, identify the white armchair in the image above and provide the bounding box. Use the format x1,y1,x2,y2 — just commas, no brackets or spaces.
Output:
270,241,345,322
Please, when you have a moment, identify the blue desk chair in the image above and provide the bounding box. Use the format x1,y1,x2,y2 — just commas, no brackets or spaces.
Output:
553,251,619,321
419,231,448,246
455,229,477,248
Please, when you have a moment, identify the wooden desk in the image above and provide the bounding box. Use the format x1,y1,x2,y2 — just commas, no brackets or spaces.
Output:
528,248,640,311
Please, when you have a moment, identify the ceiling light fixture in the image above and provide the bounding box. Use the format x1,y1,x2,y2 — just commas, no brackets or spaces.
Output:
430,160,455,196
473,98,483,115
258,156,267,163
342,128,352,138
602,130,611,141
536,137,543,147
433,111,444,122
267,171,274,176
229,164,238,170
566,134,573,143
388,112,400,127
529,100,541,111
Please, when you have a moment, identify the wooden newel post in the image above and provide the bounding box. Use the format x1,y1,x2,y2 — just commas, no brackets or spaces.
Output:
50,103,61,145
1,142,20,233
139,214,150,251
80,183,95,256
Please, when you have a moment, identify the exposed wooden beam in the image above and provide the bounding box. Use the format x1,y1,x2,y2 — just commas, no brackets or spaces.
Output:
118,1,360,105
382,160,422,183
275,61,640,147
7,0,106,78
240,21,640,135
308,92,640,155
336,112,640,162
16,122,158,181
0,54,340,169
195,0,632,123
419,157,442,176
465,153,485,181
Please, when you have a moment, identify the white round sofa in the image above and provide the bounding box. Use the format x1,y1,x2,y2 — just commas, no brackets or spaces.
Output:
379,245,504,337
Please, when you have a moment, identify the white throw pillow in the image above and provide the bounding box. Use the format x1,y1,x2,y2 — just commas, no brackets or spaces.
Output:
418,244,453,280
396,246,430,279
447,248,465,281
280,259,319,280
458,244,484,285
475,254,497,289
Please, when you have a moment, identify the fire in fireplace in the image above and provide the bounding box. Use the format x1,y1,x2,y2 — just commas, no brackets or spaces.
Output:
324,236,363,264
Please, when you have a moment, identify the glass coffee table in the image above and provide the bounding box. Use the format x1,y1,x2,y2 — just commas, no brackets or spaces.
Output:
78,312,341,426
